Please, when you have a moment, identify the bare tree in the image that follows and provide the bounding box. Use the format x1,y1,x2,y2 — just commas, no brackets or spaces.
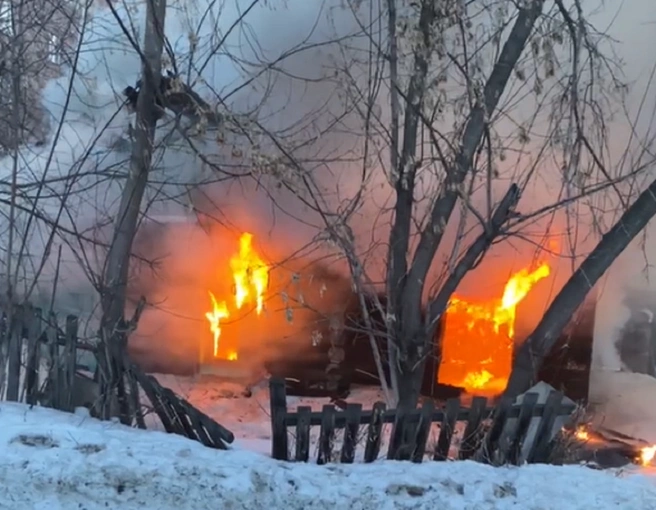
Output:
96,0,168,420
250,0,656,412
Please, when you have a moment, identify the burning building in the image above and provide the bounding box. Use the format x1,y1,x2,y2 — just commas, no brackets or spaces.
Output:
129,221,593,403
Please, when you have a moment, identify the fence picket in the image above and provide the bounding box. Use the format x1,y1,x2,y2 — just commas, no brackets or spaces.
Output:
412,400,434,463
459,396,488,460
295,406,312,462
364,401,386,463
317,405,336,465
434,398,460,461
340,403,362,464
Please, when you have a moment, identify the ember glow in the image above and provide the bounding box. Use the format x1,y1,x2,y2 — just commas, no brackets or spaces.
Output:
204,232,269,361
438,263,551,394
574,426,590,442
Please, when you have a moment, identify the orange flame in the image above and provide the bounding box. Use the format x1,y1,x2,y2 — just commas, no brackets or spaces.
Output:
204,232,269,361
438,263,550,394
574,426,590,442
641,445,656,466
230,232,269,314
205,292,229,358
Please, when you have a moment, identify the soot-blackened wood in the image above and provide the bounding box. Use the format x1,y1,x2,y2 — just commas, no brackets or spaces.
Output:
269,378,289,461
412,400,435,463
6,305,23,402
133,370,177,433
156,386,186,436
459,396,488,460
317,405,336,465
179,396,234,446
61,315,78,412
340,403,363,464
527,391,564,463
507,392,539,465
434,398,461,461
364,401,386,463
183,403,216,448
162,388,197,439
295,406,312,462
476,396,512,464
24,307,43,405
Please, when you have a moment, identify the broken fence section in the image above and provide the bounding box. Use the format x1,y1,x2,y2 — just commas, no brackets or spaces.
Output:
269,378,576,465
0,303,234,450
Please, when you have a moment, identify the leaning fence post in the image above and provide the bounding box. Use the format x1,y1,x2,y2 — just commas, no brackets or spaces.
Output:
6,304,23,402
24,306,43,405
269,378,289,461
61,315,78,412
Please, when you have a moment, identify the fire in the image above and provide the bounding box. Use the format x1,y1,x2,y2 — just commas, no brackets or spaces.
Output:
574,426,590,442
204,232,269,361
205,292,229,358
230,232,268,314
641,445,656,466
438,263,550,394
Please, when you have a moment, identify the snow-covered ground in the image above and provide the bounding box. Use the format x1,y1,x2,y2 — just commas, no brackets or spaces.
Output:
2,390,656,509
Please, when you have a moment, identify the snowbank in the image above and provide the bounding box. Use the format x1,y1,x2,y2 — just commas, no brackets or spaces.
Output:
0,403,655,510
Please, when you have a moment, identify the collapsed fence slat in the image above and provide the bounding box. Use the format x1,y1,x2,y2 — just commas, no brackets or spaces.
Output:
135,369,232,449
412,400,434,463
295,406,312,462
163,387,198,440
459,396,488,460
364,401,386,463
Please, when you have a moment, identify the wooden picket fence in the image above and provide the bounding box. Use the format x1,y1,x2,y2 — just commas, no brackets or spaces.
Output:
269,378,577,465
0,302,235,449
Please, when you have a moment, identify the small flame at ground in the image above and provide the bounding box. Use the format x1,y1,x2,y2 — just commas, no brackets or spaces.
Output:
204,233,269,361
641,445,656,466
571,426,656,466
439,263,550,394
574,426,590,442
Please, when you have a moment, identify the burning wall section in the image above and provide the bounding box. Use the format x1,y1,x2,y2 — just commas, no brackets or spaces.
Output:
204,232,269,363
200,230,553,399
438,263,550,395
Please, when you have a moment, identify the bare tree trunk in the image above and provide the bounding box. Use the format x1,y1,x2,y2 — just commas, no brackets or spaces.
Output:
504,176,656,398
390,0,545,412
99,0,167,419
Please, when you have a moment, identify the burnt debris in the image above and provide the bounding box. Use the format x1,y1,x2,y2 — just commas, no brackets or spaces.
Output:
122,70,221,127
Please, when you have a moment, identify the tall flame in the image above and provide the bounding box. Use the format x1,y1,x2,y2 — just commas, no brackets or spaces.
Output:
205,292,229,358
230,232,269,314
439,263,551,394
204,232,269,361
